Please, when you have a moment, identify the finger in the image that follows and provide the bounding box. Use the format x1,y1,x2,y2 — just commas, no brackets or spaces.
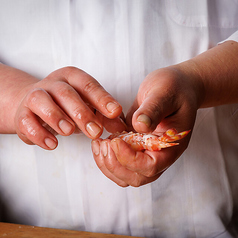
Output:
16,107,58,150
50,67,123,119
92,139,162,187
24,88,75,136
100,140,160,187
44,81,103,139
132,93,179,133
91,139,129,187
125,98,139,132
107,139,162,186
129,70,183,133
110,138,176,177
96,111,127,133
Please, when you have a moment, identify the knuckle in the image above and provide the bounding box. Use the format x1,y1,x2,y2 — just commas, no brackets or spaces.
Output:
136,154,159,178
41,108,56,123
26,86,63,124
144,166,158,178
129,174,144,187
64,66,78,72
16,116,26,134
48,66,79,80
17,114,37,137
146,101,162,118
64,66,81,75
71,106,87,121
117,182,129,187
105,160,117,174
18,132,34,145
61,66,86,83
130,179,142,188
145,163,161,178
83,80,101,95
26,88,46,106
55,83,75,99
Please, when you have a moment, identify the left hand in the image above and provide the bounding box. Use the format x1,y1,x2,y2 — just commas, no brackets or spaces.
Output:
92,65,202,186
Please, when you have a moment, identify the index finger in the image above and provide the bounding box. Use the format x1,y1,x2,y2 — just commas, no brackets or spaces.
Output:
62,67,122,119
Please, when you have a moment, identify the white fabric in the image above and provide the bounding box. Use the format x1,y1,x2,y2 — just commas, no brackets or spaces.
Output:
219,30,238,44
0,0,238,237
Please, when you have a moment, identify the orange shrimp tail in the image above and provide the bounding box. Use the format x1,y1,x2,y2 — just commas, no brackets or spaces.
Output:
159,128,191,142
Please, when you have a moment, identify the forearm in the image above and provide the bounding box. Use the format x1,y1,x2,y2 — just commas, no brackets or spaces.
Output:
178,40,238,108
0,64,39,133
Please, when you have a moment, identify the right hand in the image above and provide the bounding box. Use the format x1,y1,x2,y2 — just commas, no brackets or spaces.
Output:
13,66,125,149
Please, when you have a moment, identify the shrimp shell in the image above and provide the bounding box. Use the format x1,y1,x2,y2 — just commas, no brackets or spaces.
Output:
108,128,190,151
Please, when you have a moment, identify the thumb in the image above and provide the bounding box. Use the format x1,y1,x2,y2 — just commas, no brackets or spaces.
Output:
132,92,178,133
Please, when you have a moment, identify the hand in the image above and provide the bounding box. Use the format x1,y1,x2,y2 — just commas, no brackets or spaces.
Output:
92,41,238,186
1,66,125,149
92,66,201,186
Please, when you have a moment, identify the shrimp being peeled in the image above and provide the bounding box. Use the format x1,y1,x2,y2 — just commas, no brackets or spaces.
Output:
108,128,191,151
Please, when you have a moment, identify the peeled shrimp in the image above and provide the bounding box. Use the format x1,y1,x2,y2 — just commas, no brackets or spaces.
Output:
108,128,190,151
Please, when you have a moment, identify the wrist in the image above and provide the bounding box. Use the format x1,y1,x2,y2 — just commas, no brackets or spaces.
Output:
185,41,238,108
0,64,39,133
168,62,206,111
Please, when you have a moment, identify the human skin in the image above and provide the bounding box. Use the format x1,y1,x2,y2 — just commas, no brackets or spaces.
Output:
91,40,238,187
0,66,126,150
1,41,238,186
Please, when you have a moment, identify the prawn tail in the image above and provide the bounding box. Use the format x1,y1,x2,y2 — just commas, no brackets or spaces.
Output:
159,128,191,142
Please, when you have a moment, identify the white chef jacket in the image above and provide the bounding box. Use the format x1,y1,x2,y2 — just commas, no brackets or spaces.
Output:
0,1,238,237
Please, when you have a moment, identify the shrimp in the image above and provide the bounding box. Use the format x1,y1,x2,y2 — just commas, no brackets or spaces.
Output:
108,128,191,151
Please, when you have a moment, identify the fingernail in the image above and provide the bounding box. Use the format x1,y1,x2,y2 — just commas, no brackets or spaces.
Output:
101,141,108,157
106,102,120,113
45,138,57,149
59,119,73,135
86,122,102,138
111,139,119,154
92,140,100,155
137,114,152,128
